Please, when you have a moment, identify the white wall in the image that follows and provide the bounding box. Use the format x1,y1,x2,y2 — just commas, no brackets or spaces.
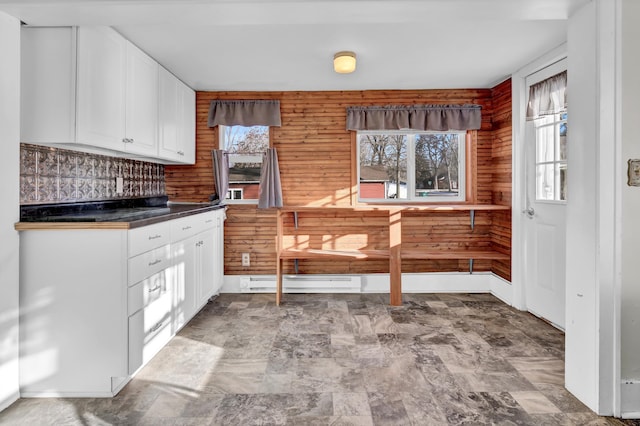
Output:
0,11,21,412
620,0,640,416
565,0,618,415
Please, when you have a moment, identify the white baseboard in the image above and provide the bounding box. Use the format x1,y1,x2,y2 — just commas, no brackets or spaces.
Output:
621,380,640,418
489,274,513,306
222,272,514,306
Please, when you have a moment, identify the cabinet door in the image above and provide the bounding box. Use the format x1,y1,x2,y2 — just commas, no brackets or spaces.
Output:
158,67,195,164
158,67,179,159
76,26,127,150
213,210,225,293
125,41,158,157
21,27,77,144
197,229,216,304
128,288,173,375
171,236,197,332
178,80,196,164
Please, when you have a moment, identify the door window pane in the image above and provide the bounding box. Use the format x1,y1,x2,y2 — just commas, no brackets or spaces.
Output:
536,163,554,201
536,122,555,163
558,163,567,201
559,118,567,161
534,112,567,202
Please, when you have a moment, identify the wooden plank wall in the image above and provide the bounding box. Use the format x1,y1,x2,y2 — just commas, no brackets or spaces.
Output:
280,209,391,275
401,210,493,273
490,79,513,281
165,87,512,278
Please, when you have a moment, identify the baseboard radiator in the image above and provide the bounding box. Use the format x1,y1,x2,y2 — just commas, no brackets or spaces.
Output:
240,275,362,293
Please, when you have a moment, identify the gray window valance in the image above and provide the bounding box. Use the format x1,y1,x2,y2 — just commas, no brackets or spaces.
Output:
526,70,567,120
346,104,482,131
208,100,282,127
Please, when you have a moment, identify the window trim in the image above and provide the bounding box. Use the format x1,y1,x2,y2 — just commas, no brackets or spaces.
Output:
356,130,467,204
219,124,271,205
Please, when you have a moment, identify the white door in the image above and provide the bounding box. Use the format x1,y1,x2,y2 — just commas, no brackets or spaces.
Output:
523,60,567,329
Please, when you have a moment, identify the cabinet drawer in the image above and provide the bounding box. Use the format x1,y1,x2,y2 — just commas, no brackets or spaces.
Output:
171,212,215,241
128,270,169,316
129,221,171,257
128,244,171,286
128,290,173,375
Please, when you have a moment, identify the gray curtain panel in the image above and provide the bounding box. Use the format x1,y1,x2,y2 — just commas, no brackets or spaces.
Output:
208,100,282,127
526,70,567,120
212,149,229,200
346,104,482,131
258,148,283,209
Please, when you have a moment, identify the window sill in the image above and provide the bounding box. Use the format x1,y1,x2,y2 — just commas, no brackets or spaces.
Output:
224,200,259,205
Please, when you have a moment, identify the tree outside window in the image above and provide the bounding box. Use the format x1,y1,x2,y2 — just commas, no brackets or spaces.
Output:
358,131,465,202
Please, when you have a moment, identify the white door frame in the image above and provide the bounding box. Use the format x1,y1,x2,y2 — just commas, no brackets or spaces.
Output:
511,43,568,312
512,1,623,414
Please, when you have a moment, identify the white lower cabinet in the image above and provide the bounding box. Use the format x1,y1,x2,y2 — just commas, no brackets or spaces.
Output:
18,208,225,397
170,211,222,332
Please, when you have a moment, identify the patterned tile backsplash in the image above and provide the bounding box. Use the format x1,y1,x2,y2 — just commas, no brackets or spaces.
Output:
20,144,166,205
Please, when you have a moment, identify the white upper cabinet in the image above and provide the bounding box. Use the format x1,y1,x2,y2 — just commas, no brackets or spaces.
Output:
76,26,127,151
124,42,159,157
21,26,78,144
158,66,196,164
21,26,192,164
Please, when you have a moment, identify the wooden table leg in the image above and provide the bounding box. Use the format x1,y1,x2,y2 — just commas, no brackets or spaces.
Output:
389,209,402,306
276,209,283,306
276,257,282,306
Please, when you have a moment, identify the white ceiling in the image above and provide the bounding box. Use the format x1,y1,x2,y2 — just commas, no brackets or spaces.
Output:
0,0,588,91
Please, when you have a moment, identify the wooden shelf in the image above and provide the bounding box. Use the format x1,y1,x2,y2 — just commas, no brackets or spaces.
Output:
401,249,509,260
279,248,390,260
279,204,510,213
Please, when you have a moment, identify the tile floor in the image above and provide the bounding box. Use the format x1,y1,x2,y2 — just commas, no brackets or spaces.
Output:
1,293,638,425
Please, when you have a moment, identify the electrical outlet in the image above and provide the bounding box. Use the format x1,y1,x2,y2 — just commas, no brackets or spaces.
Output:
116,177,124,195
241,252,250,267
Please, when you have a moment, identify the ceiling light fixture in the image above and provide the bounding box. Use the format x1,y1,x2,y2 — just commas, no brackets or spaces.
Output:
333,51,356,74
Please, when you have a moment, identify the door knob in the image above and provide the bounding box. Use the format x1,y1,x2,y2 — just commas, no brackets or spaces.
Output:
523,207,535,218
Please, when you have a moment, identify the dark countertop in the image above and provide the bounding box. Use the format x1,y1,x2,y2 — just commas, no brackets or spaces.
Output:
17,197,226,230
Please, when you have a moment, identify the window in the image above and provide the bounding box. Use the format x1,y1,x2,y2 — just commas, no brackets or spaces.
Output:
219,125,269,203
358,131,466,202
227,188,243,200
534,112,567,201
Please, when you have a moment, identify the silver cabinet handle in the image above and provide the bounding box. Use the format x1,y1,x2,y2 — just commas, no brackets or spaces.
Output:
177,151,184,156
150,321,164,333
148,234,162,240
148,285,161,293
122,138,133,144
148,259,162,266
182,226,192,231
